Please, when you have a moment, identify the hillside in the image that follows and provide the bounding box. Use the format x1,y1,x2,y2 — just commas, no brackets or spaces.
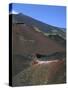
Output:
12,23,65,55
12,23,66,77
10,13,66,86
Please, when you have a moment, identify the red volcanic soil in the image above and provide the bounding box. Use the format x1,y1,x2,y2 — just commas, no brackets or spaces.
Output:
13,59,65,86
12,24,65,55
30,59,65,84
43,59,65,84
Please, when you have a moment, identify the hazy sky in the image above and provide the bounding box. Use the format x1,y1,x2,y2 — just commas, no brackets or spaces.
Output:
9,3,66,28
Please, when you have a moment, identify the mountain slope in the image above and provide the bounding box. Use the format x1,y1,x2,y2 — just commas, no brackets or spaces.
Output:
10,13,66,86
12,23,65,77
12,23,65,55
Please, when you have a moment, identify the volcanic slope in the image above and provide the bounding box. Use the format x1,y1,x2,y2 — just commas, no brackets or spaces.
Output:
12,23,65,77
10,13,66,78
12,23,65,55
